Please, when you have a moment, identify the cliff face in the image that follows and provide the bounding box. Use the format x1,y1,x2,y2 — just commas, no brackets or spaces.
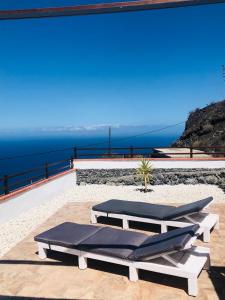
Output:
173,99,225,148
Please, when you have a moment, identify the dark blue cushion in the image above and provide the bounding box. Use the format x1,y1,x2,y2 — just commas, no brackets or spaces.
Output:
93,199,175,220
79,226,147,259
129,224,200,261
34,223,200,262
92,197,213,220
165,197,213,220
34,222,102,248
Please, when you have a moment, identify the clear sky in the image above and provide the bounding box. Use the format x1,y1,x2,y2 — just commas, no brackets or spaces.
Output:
0,1,225,133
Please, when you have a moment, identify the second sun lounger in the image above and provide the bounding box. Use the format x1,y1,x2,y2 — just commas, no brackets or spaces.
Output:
35,222,209,296
91,197,219,242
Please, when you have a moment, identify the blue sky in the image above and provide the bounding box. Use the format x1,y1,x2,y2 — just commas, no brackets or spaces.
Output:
0,1,225,134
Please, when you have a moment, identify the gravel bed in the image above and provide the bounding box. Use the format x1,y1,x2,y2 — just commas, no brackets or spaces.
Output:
0,184,224,258
69,184,225,204
0,191,69,258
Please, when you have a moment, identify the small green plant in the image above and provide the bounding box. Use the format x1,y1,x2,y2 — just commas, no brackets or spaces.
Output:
137,159,153,193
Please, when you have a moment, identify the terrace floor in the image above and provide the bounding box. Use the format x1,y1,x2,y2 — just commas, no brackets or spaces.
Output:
1,202,225,300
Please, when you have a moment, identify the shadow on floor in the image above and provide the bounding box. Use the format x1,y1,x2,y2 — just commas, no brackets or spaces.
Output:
0,251,188,295
0,250,78,267
208,266,225,300
0,296,97,300
88,259,187,293
97,216,161,233
135,188,154,193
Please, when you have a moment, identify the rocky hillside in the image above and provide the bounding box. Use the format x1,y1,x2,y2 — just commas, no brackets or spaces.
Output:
173,99,225,148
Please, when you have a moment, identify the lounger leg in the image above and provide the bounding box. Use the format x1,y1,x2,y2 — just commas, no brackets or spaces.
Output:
188,276,198,297
161,223,167,233
78,255,87,270
38,243,47,260
203,253,211,270
129,265,139,282
91,211,97,224
215,219,220,230
123,219,129,229
203,229,210,243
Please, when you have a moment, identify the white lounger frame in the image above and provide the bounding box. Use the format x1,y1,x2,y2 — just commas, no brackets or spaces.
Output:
37,232,210,297
91,201,219,242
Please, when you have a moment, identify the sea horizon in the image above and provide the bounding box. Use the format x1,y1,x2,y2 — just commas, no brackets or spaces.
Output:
0,134,179,178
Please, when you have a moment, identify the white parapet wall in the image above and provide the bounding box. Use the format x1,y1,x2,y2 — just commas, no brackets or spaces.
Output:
0,171,76,225
74,159,225,169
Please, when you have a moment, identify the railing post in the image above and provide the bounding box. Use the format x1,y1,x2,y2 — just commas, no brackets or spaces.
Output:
108,147,112,157
45,162,49,179
73,147,78,159
190,146,193,158
149,148,153,158
70,156,74,169
3,175,9,195
130,146,134,158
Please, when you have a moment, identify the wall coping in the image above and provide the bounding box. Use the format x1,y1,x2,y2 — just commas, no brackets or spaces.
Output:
74,157,225,162
0,169,75,202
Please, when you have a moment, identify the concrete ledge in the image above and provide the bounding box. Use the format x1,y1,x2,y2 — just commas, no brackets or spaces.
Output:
0,170,76,225
74,158,225,170
0,169,75,202
74,157,225,161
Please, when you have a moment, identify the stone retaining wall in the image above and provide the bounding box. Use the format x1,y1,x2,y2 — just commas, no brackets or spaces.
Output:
76,168,225,191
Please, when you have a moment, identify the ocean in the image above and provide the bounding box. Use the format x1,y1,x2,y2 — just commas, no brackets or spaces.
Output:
0,134,178,194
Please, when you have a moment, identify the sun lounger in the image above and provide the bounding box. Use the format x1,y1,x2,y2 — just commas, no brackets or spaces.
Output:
35,222,210,296
91,197,219,242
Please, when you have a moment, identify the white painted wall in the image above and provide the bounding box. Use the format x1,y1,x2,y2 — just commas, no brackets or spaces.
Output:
74,160,225,169
0,172,76,225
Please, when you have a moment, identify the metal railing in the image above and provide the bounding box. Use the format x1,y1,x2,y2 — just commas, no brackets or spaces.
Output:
72,146,225,159
1,145,224,197
0,157,73,196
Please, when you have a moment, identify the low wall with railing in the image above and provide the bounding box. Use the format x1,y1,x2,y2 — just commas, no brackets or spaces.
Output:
0,158,73,197
73,146,225,159
0,171,76,224
1,145,225,198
